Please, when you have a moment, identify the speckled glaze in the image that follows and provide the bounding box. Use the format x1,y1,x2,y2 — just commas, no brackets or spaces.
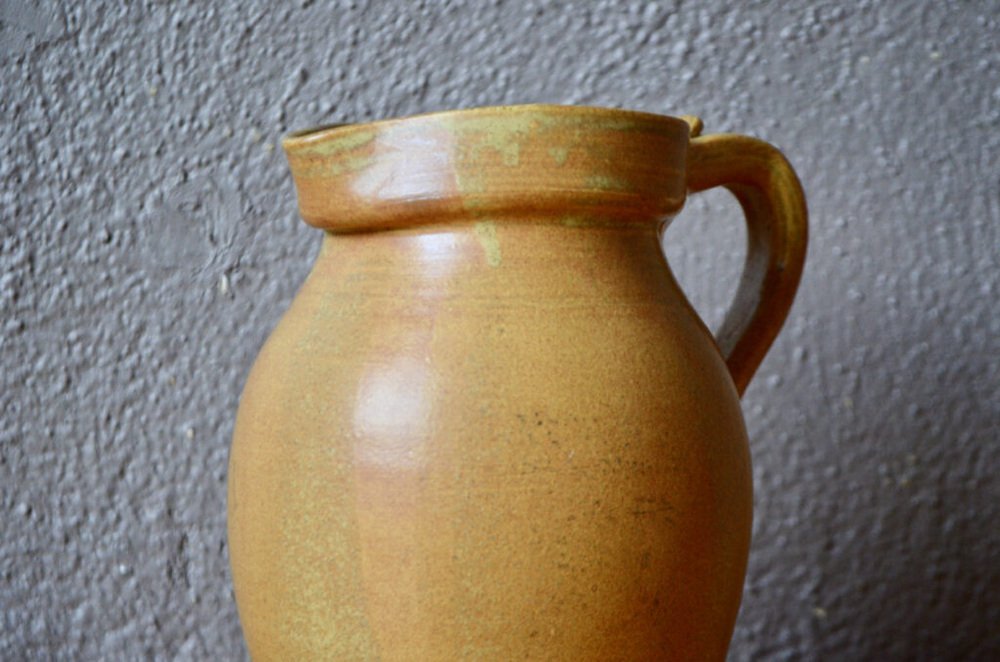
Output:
227,105,806,660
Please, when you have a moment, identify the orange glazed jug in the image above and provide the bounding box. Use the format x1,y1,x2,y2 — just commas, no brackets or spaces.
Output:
227,105,807,661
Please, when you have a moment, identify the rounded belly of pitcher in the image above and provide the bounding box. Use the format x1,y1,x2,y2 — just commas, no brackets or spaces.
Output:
227,224,752,661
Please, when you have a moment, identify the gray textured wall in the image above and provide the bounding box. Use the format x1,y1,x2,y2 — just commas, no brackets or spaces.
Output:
2,1,998,659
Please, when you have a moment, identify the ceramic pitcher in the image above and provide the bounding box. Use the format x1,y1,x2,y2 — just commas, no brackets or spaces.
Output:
227,104,807,661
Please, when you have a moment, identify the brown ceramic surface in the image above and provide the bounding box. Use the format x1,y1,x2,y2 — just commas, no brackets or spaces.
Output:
228,105,807,660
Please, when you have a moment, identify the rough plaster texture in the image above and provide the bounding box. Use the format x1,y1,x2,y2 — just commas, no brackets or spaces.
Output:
2,0,998,659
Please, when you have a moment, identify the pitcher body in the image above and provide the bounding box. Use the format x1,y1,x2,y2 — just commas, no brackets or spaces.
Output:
227,105,807,661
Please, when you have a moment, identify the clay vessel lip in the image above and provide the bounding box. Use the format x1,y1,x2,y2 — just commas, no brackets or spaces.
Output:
281,103,690,150
282,104,692,232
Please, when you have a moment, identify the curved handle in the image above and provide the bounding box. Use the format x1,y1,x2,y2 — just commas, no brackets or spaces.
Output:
685,129,808,397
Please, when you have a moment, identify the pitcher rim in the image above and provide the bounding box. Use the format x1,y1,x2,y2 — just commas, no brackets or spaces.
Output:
282,103,691,151
282,103,692,232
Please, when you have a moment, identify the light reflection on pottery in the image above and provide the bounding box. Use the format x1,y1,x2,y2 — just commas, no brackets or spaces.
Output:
227,105,807,661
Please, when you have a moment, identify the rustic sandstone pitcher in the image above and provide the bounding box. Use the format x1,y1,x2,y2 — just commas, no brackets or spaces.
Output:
227,105,807,661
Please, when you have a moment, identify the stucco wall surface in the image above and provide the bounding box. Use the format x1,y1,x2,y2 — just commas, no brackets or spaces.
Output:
2,1,998,659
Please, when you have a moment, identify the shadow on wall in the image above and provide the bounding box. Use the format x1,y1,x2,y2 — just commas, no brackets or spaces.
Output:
848,376,999,657
797,307,997,658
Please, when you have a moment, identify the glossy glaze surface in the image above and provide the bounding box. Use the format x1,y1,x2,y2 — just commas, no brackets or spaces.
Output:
228,105,806,660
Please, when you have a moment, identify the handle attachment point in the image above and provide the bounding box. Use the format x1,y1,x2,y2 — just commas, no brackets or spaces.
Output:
679,115,704,138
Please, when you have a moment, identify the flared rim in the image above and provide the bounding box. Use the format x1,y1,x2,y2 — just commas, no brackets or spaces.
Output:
282,104,690,152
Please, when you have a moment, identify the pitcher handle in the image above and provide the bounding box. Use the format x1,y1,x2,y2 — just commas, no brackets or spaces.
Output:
685,124,808,397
